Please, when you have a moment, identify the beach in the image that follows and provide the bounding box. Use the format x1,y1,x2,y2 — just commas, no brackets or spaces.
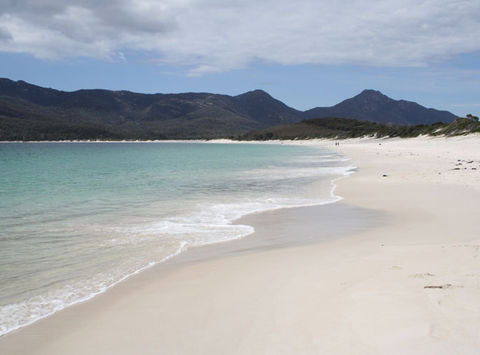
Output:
1,135,480,354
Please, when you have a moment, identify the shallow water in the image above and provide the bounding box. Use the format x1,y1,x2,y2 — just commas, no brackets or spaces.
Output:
0,142,353,335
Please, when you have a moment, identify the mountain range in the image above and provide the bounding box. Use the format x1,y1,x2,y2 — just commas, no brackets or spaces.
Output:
0,78,457,140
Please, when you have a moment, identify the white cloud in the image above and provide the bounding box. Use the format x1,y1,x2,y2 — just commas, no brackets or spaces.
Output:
0,0,479,73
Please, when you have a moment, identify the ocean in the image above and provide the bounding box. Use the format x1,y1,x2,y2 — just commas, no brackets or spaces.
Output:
0,142,353,335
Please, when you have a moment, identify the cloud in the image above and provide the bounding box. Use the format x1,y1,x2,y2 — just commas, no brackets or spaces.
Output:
0,0,479,73
0,26,12,41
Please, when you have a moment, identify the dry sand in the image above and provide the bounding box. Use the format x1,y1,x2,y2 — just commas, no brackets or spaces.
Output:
1,135,480,354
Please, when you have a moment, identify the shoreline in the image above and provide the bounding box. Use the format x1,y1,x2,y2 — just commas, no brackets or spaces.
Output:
0,142,353,337
0,184,378,350
1,135,480,354
0,172,353,338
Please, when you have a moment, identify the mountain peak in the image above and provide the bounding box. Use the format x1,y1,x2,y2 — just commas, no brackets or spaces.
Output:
360,89,382,94
233,89,301,125
236,89,271,98
304,89,456,125
357,89,388,99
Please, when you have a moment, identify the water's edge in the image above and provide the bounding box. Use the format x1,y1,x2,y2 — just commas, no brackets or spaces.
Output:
0,142,354,336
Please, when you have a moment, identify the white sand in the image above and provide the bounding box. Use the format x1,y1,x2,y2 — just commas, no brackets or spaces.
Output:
1,135,480,354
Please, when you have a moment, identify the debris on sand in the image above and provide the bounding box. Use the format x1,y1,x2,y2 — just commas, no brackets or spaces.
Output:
424,284,452,289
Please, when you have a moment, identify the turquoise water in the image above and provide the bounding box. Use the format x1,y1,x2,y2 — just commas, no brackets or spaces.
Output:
0,142,352,335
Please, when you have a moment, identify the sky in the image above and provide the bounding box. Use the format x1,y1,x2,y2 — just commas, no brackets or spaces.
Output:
0,0,479,116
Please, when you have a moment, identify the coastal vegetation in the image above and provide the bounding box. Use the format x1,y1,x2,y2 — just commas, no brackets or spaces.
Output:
237,116,480,141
